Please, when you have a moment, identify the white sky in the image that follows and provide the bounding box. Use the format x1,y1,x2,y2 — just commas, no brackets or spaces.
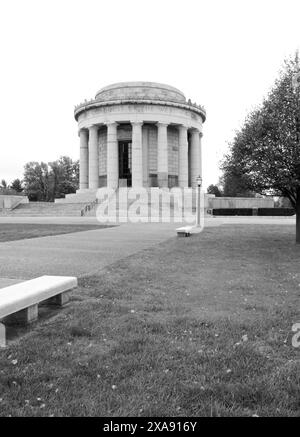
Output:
0,0,299,189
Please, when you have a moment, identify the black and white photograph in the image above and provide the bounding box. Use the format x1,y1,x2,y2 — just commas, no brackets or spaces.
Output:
0,0,299,422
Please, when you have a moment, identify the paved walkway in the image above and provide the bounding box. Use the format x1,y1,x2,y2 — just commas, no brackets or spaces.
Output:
0,223,187,281
0,216,295,283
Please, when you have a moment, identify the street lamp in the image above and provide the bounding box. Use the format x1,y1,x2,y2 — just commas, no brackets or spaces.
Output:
196,175,202,227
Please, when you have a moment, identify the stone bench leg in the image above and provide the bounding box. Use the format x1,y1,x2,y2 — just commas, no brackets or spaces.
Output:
6,304,38,325
0,323,6,348
177,232,190,237
46,291,70,307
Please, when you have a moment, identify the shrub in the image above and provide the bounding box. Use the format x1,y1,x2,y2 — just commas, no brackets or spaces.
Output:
258,208,295,216
212,208,253,216
212,208,295,216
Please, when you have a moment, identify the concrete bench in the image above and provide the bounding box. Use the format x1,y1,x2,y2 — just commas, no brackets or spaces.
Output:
176,226,193,237
0,275,77,348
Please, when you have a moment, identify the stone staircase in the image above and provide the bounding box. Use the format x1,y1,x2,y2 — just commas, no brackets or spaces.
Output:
1,202,87,217
55,189,98,204
0,189,206,220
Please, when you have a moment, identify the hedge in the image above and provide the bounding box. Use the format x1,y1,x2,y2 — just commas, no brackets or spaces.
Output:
212,208,295,216
257,208,295,216
212,208,253,216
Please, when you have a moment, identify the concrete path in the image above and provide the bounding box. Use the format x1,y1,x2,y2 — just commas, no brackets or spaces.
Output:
0,223,186,280
0,216,295,282
0,215,295,225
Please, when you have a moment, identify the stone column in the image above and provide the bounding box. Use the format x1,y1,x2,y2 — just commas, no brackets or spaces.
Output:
157,122,168,188
79,129,89,189
88,125,99,189
106,122,119,189
131,121,143,187
142,126,148,187
190,128,201,188
199,131,203,179
178,125,188,187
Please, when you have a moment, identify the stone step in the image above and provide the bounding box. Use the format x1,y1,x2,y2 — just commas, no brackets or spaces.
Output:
3,202,87,217
55,188,199,205
1,190,201,218
55,195,98,204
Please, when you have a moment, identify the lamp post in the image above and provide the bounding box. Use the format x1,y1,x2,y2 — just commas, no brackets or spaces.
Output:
196,175,202,227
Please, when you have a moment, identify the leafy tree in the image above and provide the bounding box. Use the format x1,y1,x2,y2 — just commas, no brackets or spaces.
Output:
23,162,50,201
220,168,255,197
49,156,79,199
0,179,7,189
207,184,223,197
10,178,23,193
23,156,79,201
73,159,79,187
222,54,300,242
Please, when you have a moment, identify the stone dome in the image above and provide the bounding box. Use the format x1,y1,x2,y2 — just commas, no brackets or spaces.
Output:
95,81,186,103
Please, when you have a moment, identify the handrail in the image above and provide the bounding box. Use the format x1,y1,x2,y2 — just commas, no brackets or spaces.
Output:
80,199,99,217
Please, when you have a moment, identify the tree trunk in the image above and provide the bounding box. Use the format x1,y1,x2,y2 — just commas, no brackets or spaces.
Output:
296,187,300,244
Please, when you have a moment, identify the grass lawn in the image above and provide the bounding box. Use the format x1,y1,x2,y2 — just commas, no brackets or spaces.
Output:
0,224,299,417
0,223,113,242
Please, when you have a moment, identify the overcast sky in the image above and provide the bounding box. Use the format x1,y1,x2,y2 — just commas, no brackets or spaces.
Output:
0,0,299,189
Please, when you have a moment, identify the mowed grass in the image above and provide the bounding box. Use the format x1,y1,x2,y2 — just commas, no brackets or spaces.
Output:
0,223,113,242
0,224,299,417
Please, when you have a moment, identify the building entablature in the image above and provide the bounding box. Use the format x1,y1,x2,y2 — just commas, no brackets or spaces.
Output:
76,102,203,132
74,98,206,123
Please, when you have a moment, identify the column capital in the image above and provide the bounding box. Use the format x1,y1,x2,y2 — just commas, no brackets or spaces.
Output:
156,121,169,127
130,121,143,127
78,128,89,137
88,125,99,133
178,124,188,133
199,131,203,138
105,121,118,128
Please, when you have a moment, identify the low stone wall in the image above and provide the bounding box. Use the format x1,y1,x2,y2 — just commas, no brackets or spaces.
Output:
0,195,29,209
208,196,274,209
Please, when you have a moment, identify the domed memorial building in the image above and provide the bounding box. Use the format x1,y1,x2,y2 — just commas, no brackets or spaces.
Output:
74,82,205,197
